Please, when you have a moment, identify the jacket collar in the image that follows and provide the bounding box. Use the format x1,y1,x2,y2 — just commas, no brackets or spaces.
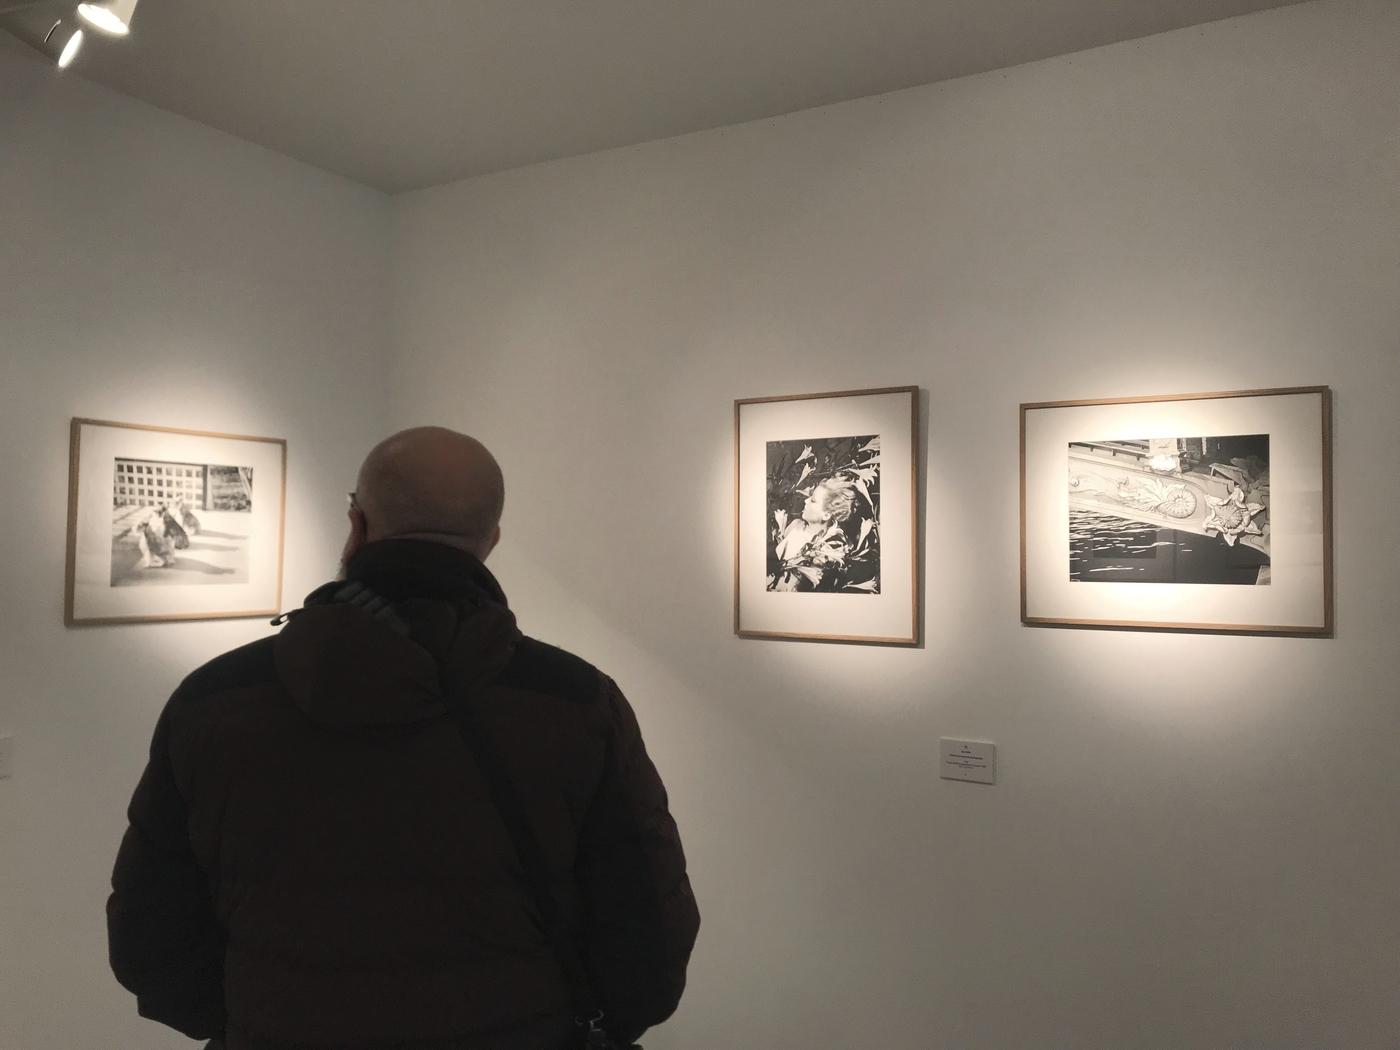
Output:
277,539,519,729
342,538,509,607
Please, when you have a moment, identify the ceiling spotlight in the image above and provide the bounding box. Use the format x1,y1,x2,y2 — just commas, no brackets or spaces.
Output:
55,26,84,68
76,0,138,36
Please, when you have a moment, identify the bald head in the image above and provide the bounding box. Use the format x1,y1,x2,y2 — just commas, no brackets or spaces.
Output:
353,427,504,558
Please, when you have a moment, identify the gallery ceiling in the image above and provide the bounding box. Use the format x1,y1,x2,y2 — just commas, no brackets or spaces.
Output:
3,0,1308,193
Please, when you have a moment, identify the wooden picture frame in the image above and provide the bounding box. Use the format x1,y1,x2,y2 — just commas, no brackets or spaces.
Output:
65,418,287,626
734,386,920,645
1020,386,1332,635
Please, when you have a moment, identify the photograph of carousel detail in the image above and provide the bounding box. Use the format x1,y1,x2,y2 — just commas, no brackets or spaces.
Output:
110,458,254,587
1068,434,1270,585
766,434,881,593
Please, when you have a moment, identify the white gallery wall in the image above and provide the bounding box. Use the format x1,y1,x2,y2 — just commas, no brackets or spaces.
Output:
390,1,1400,1047
2,1,1398,1047
0,38,390,1049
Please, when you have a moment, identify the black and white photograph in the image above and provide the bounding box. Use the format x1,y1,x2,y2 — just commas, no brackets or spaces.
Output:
766,434,881,594
109,458,255,587
1020,387,1331,635
66,418,286,626
1068,434,1270,586
736,386,918,644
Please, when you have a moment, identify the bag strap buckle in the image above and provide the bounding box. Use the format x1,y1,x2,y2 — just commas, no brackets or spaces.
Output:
577,1010,613,1047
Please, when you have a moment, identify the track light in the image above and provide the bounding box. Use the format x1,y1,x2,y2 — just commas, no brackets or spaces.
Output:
57,28,83,67
76,0,138,37
45,20,84,69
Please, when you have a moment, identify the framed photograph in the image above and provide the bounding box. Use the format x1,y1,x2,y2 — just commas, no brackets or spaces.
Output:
65,418,287,626
1021,386,1332,635
735,386,919,645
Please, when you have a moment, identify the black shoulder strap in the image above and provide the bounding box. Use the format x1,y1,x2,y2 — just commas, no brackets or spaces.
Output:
306,582,620,1044
439,661,605,1031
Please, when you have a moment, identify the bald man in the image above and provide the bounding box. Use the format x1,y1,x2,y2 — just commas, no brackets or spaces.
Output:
108,428,699,1050
344,427,505,566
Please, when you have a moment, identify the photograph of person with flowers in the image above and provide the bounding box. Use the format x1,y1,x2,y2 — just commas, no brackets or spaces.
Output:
766,434,881,593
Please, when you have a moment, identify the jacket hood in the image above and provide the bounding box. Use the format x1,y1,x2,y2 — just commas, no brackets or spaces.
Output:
273,540,521,729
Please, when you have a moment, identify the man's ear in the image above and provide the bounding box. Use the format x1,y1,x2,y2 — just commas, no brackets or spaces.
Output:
481,524,502,561
341,504,369,570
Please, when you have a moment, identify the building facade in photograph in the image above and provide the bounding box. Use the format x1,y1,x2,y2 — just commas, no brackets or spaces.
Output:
113,459,209,509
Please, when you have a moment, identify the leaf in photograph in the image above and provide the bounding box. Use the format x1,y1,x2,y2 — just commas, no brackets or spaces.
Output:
857,517,874,550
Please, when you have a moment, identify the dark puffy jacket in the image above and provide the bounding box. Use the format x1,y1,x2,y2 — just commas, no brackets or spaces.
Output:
107,540,699,1049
